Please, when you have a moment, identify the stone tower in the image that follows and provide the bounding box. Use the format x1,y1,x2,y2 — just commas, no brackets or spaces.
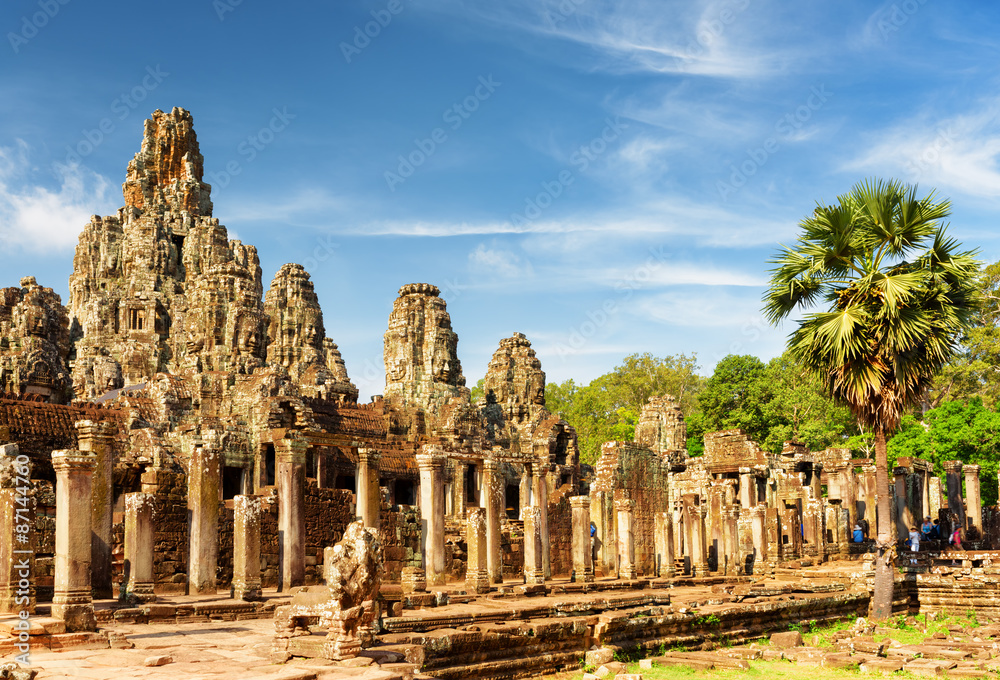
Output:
0,277,72,402
264,264,357,404
481,332,546,434
68,108,267,397
634,395,687,458
383,283,467,408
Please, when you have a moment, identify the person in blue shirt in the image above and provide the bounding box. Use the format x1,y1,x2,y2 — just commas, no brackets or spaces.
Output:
852,524,864,543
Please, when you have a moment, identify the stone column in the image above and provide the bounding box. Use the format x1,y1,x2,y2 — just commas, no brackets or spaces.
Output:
570,496,594,583
811,465,823,502
894,467,914,539
76,420,115,600
417,452,446,586
454,461,467,520
0,444,33,614
465,507,489,593
123,492,155,603
722,506,740,575
480,457,502,583
808,499,826,562
654,511,675,578
532,465,551,579
52,450,97,632
519,470,531,519
750,505,767,570
764,507,781,570
615,499,636,580
232,495,262,601
965,464,982,535
277,437,307,592
860,466,877,530
944,461,966,531
683,497,708,577
356,448,381,530
522,505,544,584
737,509,754,575
591,490,616,578
921,468,932,521
929,476,942,519
739,469,753,508
189,443,221,595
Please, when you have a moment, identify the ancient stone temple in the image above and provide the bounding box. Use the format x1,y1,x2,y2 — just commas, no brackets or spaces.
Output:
6,107,1000,679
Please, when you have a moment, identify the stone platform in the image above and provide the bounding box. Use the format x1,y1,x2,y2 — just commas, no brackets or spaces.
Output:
0,560,887,680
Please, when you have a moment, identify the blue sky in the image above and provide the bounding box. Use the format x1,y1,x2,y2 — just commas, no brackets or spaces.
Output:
2,0,999,400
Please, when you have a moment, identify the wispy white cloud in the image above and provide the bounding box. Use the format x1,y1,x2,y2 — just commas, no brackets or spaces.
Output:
844,97,1000,200
215,187,354,225
0,142,116,253
468,243,534,278
428,0,788,78
631,289,764,327
340,195,797,247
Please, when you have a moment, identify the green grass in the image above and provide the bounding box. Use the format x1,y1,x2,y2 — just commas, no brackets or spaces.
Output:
562,612,989,680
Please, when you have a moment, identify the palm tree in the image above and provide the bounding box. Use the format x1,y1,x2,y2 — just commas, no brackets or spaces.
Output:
762,178,980,620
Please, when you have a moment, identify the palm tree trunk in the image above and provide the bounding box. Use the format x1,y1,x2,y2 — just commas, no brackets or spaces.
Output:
871,427,894,620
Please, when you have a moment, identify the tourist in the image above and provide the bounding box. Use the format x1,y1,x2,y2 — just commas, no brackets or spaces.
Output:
909,527,920,552
859,517,870,539
950,526,963,550
931,519,941,540
921,517,933,539
852,524,864,543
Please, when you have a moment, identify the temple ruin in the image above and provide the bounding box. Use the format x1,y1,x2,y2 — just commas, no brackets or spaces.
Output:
3,108,1000,679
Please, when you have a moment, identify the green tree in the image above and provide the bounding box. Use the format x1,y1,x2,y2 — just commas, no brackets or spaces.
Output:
697,354,772,444
470,377,485,404
888,398,1000,506
932,260,1000,408
760,352,859,453
546,353,705,464
762,178,980,619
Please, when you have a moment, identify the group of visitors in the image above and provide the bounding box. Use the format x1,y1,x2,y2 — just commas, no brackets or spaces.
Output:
907,516,963,551
851,515,965,551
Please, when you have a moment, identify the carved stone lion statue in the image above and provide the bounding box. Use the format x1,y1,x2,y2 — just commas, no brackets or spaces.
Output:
273,520,384,661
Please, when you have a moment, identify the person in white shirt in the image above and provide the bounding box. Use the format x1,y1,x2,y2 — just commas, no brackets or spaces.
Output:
909,527,920,552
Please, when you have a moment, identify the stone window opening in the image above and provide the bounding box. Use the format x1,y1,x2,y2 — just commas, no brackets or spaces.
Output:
465,464,478,504
553,432,569,466
129,308,146,331
395,479,415,506
263,443,276,487
222,466,245,500
336,474,356,493
505,484,520,519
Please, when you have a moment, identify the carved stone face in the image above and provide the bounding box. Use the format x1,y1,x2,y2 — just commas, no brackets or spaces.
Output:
385,329,409,381
529,372,545,405
434,356,452,383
